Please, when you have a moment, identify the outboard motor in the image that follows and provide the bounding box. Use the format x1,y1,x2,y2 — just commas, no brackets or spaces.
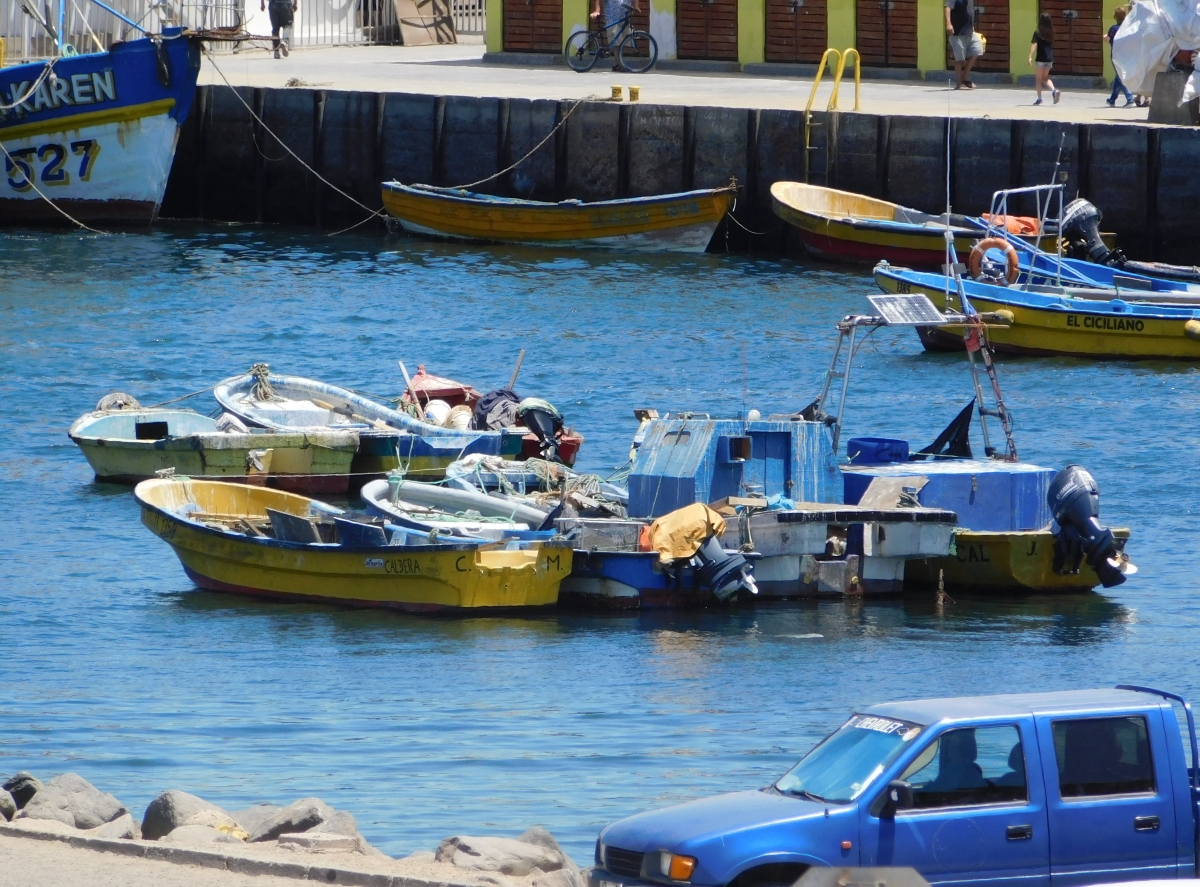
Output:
692,536,758,601
1061,199,1125,266
517,397,565,463
1047,465,1131,588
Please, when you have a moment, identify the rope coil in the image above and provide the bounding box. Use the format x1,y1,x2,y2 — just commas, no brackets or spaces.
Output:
249,363,282,401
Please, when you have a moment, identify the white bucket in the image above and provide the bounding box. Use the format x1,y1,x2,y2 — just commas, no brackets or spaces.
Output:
424,399,452,426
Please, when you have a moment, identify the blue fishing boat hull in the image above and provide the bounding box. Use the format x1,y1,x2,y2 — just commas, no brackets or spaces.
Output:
560,549,729,609
0,31,200,225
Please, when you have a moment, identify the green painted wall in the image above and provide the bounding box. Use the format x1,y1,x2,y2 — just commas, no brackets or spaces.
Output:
739,0,766,63
564,0,589,46
1009,0,1037,77
486,0,503,52
827,0,855,55
917,0,945,73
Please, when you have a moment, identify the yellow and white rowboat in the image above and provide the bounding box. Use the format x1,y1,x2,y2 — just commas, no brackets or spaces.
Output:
136,478,572,612
381,182,736,252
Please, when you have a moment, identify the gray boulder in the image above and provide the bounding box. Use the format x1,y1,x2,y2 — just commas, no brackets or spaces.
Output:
89,813,141,840
535,870,586,887
310,809,357,837
232,804,280,835
0,788,15,822
436,835,564,876
3,772,42,809
141,790,245,841
15,773,126,830
160,823,244,845
520,829,583,887
248,797,332,843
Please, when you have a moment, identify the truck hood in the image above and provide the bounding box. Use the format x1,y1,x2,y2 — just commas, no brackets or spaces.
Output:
600,789,827,851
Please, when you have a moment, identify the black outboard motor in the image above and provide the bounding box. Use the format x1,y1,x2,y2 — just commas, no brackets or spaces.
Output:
1047,465,1128,588
692,536,758,601
1061,199,1126,266
517,397,565,463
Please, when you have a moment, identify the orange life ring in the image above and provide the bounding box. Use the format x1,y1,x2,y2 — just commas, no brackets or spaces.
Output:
969,237,1020,284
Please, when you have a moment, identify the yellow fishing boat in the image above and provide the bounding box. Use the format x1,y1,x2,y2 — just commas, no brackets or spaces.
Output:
136,478,572,612
380,182,737,252
875,262,1200,359
771,183,1115,268
771,182,987,266
905,528,1132,593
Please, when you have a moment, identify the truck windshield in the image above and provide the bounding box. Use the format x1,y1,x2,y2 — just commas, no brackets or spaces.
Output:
774,714,923,803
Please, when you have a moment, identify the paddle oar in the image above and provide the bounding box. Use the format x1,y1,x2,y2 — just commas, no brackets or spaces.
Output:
398,360,427,421
508,349,526,391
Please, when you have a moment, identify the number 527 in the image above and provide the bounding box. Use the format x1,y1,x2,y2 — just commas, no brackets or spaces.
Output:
5,139,101,191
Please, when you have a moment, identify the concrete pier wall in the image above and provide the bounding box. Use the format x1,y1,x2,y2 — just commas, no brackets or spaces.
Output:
161,85,1200,263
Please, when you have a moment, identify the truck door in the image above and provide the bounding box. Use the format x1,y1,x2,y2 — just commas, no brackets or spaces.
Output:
860,722,1050,887
1039,712,1178,885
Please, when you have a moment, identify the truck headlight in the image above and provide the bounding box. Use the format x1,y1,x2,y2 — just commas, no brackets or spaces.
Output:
597,841,607,867
655,851,697,882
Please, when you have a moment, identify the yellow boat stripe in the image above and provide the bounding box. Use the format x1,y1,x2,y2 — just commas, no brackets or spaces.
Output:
0,99,176,143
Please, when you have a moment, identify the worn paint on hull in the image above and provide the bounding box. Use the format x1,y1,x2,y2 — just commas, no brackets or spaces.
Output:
381,182,735,252
0,35,200,226
905,528,1131,592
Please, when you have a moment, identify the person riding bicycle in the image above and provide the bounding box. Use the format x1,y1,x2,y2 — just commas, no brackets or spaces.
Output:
590,0,642,70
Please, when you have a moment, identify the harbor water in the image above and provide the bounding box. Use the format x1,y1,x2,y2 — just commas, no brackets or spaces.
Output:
2,227,1199,860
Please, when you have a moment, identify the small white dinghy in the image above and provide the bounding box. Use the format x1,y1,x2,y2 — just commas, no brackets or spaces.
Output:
360,476,552,541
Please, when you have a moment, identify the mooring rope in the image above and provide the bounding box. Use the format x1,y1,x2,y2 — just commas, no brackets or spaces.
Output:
202,46,390,233
451,94,600,191
249,362,282,401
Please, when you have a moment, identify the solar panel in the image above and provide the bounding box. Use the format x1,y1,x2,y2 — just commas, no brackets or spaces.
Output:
867,293,947,325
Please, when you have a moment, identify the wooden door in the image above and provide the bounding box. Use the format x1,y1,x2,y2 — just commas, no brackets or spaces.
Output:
855,0,917,67
1037,0,1102,74
677,0,738,60
765,0,828,63
503,0,562,52
949,0,1008,71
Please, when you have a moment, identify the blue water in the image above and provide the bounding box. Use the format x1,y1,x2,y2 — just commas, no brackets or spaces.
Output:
2,227,1199,861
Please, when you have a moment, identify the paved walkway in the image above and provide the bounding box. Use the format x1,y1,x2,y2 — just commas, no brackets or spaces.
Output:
0,834,323,887
198,43,1151,124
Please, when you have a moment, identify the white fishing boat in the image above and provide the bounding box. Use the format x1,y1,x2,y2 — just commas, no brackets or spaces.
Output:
69,402,359,493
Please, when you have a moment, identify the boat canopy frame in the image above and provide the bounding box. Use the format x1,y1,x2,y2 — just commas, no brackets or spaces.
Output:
811,293,1018,462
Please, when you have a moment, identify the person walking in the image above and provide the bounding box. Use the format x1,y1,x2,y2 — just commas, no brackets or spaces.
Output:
945,0,983,89
262,0,297,59
1105,6,1134,105
1029,13,1060,105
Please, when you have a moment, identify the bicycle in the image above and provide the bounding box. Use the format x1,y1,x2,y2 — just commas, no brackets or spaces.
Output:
564,12,658,74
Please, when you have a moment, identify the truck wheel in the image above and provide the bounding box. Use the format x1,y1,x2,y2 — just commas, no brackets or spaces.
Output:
728,864,809,887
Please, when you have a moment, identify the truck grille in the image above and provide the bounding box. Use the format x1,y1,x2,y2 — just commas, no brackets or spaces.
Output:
605,847,645,879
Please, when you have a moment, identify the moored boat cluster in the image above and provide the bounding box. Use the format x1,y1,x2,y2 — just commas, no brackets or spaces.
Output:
71,331,1136,613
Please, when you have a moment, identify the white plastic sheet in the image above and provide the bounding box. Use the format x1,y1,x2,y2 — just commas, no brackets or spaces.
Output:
1112,0,1200,102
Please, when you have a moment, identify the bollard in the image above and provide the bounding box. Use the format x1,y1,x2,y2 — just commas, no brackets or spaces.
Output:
628,86,640,102
611,85,623,101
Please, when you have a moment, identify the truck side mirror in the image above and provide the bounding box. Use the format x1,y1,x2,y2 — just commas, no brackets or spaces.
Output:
880,780,914,817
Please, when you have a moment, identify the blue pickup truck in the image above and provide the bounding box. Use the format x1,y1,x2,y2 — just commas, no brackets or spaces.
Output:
590,687,1200,887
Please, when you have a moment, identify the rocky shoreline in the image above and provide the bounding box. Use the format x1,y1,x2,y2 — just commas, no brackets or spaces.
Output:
1,771,588,887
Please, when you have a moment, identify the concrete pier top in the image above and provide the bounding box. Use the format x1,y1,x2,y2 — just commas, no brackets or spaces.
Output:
198,44,1156,126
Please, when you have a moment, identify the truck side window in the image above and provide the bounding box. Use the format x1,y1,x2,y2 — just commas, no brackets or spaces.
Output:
899,725,1027,809
1052,716,1155,798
